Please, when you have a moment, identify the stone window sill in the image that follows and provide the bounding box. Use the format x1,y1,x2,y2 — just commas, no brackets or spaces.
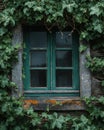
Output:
24,97,86,111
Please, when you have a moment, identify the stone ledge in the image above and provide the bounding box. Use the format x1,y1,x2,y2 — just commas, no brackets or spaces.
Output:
24,98,86,111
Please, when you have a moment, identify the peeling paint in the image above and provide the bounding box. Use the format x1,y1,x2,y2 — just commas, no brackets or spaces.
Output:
24,100,39,109
46,99,57,105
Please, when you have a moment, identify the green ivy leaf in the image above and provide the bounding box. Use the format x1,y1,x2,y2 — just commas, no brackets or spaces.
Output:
79,44,87,53
90,6,101,16
0,28,8,36
94,24,102,33
0,124,7,130
25,2,35,8
14,126,21,130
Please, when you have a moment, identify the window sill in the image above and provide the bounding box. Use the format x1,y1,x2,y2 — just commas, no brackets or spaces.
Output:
24,97,86,111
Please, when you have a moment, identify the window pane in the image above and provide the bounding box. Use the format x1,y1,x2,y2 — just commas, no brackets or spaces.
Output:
56,32,72,48
30,32,47,48
56,51,72,67
56,70,72,87
31,51,46,67
31,70,46,87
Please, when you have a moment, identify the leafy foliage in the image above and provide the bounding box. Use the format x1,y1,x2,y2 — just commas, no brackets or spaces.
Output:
0,0,104,129
1,0,104,40
79,44,88,53
86,56,104,76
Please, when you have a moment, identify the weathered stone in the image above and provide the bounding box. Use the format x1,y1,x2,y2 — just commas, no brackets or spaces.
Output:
12,25,23,97
32,99,86,111
92,77,103,96
80,44,91,97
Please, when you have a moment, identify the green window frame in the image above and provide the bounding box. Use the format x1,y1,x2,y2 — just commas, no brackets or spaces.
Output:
23,27,79,97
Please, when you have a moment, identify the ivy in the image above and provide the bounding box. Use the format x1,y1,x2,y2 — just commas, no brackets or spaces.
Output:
1,0,104,39
0,0,104,129
86,56,104,75
79,44,88,53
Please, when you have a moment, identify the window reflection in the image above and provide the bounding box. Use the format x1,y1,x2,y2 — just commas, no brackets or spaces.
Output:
31,51,46,67
56,32,72,48
30,32,47,48
56,51,72,67
31,70,46,87
56,70,72,87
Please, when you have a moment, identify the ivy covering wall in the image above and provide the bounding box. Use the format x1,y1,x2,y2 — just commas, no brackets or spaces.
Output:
0,0,104,129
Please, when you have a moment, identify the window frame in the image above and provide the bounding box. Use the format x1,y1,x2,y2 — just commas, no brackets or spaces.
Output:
12,25,91,110
23,26,80,97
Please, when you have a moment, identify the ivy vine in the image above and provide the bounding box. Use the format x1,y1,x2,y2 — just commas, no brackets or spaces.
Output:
1,0,104,39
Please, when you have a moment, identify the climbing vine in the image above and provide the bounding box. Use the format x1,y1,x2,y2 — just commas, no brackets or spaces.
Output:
0,0,104,129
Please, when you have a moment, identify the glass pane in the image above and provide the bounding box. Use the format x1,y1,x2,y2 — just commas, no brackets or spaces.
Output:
30,32,47,48
31,70,46,87
31,51,46,67
56,70,72,87
56,51,72,67
56,32,72,48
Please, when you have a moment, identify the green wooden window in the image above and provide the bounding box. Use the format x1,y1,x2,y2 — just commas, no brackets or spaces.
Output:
23,27,79,97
